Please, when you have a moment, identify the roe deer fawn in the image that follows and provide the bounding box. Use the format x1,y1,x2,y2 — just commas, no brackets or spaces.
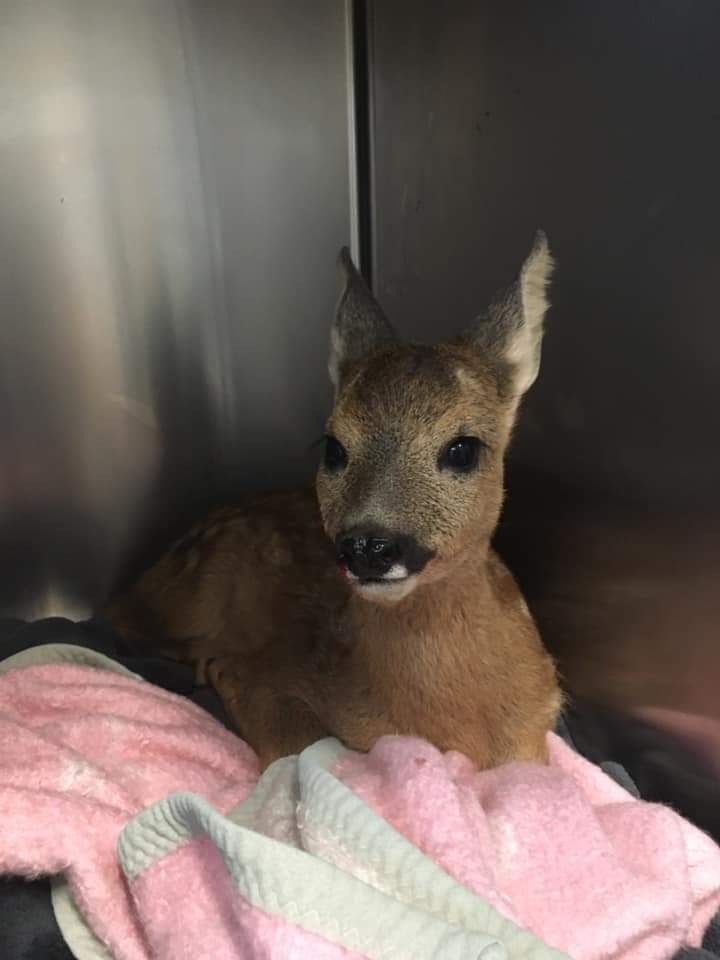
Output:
107,234,562,770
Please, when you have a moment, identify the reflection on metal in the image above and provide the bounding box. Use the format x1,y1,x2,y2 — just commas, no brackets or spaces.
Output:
0,0,353,618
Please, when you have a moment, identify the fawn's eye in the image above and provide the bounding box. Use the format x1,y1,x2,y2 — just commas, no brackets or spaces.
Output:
438,436,482,473
323,435,348,472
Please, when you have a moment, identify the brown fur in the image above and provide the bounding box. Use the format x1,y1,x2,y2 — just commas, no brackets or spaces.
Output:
107,236,562,770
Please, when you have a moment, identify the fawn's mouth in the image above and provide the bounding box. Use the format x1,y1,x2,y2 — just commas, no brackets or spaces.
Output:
339,562,417,601
341,562,408,584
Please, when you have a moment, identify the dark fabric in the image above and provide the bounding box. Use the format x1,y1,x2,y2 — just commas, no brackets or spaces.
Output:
674,951,719,959
561,699,720,845
555,711,641,798
703,913,720,955
0,878,75,960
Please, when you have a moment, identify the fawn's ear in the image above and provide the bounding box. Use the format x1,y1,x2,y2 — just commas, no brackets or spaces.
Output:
329,247,396,390
468,231,554,396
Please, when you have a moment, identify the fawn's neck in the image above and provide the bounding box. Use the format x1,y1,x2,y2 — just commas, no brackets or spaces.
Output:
346,549,496,675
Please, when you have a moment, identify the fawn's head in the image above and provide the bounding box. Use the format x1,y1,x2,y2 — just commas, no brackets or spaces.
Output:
316,234,554,603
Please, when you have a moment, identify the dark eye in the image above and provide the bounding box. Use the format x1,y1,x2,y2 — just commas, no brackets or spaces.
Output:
323,435,348,472
439,436,482,473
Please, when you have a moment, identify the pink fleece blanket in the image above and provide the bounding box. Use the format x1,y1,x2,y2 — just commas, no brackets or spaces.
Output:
0,656,719,960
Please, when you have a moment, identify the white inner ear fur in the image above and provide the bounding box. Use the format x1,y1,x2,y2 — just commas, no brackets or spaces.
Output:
505,234,554,396
328,323,344,392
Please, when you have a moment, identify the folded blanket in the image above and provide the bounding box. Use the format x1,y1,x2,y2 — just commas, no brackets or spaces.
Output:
0,645,719,960
0,647,258,960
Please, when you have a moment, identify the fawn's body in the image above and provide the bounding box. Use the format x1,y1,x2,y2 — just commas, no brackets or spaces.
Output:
108,236,562,770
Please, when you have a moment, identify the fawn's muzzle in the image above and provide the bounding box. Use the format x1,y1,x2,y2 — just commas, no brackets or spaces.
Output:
335,528,434,583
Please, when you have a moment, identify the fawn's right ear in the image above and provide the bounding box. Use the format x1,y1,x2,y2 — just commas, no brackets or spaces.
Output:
329,247,396,390
467,231,554,398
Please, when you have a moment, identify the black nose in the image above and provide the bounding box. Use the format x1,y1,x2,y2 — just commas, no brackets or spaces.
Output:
337,534,399,579
335,527,434,581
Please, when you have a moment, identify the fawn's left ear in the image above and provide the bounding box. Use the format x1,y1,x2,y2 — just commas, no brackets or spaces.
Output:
468,231,554,396
329,247,396,391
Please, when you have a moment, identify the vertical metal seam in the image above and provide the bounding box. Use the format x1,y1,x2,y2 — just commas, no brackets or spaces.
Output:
363,0,378,291
344,0,360,267
345,0,374,288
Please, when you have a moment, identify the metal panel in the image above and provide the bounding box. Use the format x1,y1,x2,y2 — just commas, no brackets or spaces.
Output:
0,0,353,618
368,0,720,717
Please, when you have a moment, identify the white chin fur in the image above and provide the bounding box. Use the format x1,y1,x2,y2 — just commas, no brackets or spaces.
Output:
353,575,418,603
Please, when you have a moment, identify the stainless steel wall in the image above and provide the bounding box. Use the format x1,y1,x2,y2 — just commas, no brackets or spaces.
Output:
367,0,720,719
0,0,354,618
